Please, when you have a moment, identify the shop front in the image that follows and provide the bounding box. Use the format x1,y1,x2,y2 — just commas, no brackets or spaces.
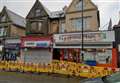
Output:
53,31,117,68
4,38,21,61
21,36,52,64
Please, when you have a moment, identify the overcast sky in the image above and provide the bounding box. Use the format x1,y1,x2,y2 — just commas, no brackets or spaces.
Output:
0,0,120,30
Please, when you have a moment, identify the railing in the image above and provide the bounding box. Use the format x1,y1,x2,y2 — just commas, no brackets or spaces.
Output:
0,60,119,78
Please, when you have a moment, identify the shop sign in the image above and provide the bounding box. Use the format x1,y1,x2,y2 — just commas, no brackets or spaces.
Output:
5,44,20,50
24,41,50,48
54,31,115,43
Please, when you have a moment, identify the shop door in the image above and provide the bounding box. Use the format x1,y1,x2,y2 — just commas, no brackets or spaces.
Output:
53,49,60,60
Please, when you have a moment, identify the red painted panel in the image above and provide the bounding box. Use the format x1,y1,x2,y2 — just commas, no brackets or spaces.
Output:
112,48,118,68
21,36,52,48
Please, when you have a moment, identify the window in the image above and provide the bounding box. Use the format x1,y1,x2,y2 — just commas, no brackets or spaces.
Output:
71,17,90,31
52,23,58,33
31,22,42,32
0,28,5,36
76,0,85,11
35,9,41,16
59,22,65,33
38,22,42,31
64,49,69,60
31,22,37,31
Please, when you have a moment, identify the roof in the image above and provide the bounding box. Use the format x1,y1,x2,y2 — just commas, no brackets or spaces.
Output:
50,10,65,19
26,0,51,18
6,8,26,28
26,0,65,19
42,4,51,16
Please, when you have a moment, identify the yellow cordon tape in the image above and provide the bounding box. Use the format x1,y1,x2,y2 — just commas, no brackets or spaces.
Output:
0,60,119,78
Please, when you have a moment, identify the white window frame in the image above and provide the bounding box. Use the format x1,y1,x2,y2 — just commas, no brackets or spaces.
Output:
59,22,65,33
71,17,90,31
0,27,5,36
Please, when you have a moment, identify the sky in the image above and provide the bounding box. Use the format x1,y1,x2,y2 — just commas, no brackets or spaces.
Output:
0,0,120,30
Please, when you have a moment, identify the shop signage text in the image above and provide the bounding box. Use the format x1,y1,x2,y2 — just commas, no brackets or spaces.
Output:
24,41,50,48
54,31,115,43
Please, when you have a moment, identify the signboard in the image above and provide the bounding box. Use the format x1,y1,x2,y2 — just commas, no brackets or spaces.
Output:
5,44,20,50
54,31,115,43
24,41,50,48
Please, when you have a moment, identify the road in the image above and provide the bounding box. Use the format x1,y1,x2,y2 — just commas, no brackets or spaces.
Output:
0,72,82,83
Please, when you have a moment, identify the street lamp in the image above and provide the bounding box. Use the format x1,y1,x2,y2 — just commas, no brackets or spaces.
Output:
81,0,84,62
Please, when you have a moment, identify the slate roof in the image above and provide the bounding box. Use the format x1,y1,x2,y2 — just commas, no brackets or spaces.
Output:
39,0,65,19
7,9,26,28
5,8,26,28
50,10,65,19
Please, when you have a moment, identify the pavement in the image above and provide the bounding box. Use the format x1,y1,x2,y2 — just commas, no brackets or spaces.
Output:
0,72,82,83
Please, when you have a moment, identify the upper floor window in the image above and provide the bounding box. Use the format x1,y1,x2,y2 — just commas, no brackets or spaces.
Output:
31,21,42,32
75,0,85,11
31,22,37,31
35,9,41,17
38,22,42,31
59,22,65,33
71,17,90,31
0,27,6,36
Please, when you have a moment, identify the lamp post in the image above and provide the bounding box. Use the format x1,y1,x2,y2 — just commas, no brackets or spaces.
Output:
81,0,84,62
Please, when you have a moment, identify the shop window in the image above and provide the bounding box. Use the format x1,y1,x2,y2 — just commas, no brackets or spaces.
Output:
83,49,112,64
63,49,69,60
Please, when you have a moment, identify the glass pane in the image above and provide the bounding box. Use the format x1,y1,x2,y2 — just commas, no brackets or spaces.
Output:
31,22,37,31
0,28,4,36
35,9,41,16
38,22,42,31
60,23,65,33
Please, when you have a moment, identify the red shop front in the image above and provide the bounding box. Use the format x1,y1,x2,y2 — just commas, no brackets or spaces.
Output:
20,36,52,64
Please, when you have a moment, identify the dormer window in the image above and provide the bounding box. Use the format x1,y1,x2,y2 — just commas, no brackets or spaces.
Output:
35,9,41,16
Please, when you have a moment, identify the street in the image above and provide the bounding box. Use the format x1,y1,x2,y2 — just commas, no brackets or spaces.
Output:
0,72,81,83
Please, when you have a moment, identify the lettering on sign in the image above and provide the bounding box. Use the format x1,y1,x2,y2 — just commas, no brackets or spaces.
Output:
54,31,115,43
24,41,50,47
